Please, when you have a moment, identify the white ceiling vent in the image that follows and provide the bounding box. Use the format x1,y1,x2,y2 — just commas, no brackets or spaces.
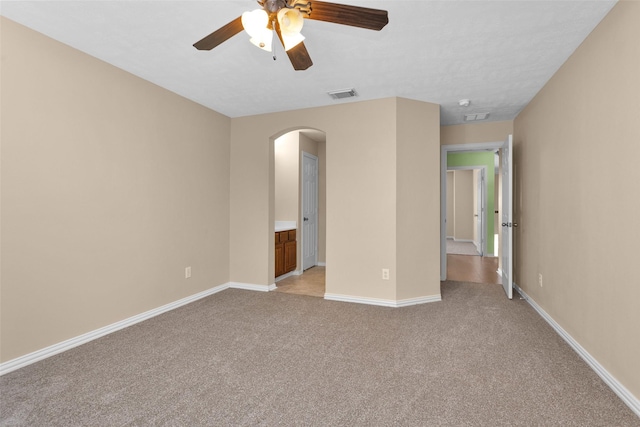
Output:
328,88,358,100
464,112,490,121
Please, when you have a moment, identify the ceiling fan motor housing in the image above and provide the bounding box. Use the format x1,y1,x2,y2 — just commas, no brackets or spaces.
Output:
262,0,288,13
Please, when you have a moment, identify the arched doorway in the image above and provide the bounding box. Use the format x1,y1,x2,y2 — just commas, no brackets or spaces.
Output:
271,128,326,297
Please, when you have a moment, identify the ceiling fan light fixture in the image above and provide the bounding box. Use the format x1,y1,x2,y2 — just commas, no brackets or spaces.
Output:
249,30,274,52
281,31,305,51
277,8,304,34
241,9,269,39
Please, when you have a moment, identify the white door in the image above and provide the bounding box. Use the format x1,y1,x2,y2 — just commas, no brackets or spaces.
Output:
500,135,514,299
302,152,318,270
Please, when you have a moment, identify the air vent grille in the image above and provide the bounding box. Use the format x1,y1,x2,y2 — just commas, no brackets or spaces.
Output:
464,112,490,121
328,88,358,100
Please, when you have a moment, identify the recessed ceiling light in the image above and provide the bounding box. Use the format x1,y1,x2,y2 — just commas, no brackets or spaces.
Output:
458,99,471,107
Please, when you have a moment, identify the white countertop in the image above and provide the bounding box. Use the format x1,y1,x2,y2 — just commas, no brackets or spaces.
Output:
275,221,296,232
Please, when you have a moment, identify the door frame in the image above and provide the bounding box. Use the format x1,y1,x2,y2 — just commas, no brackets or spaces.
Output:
441,141,505,281
447,165,488,256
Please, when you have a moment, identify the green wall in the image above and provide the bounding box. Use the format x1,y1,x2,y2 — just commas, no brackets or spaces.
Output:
447,151,496,254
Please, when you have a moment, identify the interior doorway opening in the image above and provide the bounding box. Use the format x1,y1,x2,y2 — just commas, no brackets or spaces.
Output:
446,167,487,257
272,128,326,298
441,138,513,291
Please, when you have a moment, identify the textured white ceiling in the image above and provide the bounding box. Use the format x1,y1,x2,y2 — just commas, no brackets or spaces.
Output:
0,0,617,125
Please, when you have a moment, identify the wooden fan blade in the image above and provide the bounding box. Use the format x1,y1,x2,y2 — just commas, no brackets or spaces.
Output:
193,17,243,50
306,1,388,31
286,42,313,70
276,28,313,70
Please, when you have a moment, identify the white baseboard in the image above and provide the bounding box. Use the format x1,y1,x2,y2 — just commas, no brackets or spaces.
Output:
0,280,281,376
274,269,302,282
317,262,326,267
452,238,474,243
514,283,640,418
0,283,230,376
228,282,272,292
324,293,441,308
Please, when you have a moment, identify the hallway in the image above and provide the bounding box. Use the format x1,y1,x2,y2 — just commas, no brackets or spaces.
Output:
446,254,501,285
274,255,500,299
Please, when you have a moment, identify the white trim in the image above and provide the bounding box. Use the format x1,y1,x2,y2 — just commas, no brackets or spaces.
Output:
275,269,302,282
396,295,442,307
0,283,230,376
514,283,640,418
317,262,326,267
229,282,272,292
324,293,441,308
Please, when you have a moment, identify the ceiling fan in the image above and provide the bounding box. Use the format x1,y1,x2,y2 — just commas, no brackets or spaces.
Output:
193,0,389,71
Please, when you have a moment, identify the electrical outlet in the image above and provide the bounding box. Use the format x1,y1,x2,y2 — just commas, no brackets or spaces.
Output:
538,273,543,287
382,268,390,280
185,266,192,279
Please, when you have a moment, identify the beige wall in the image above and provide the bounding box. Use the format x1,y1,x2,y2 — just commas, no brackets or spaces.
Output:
445,170,476,242
453,170,474,241
514,0,640,400
441,120,513,145
0,18,231,362
395,98,441,300
274,132,298,222
230,97,441,301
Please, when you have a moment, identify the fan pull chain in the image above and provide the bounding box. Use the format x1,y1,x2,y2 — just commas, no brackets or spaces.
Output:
272,19,277,61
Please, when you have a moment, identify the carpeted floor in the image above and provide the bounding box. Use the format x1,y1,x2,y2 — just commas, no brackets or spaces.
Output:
1,282,638,426
447,239,481,256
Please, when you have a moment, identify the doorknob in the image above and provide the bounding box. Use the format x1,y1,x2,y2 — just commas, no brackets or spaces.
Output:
502,223,508,227
304,217,309,221
513,223,518,227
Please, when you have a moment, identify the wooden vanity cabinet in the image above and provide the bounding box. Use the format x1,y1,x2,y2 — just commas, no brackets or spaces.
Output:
275,229,296,277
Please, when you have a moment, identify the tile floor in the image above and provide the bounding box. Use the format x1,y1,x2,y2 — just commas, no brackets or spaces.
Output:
274,266,326,298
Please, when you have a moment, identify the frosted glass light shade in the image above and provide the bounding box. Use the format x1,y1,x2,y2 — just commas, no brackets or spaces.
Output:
277,8,304,51
242,9,269,39
281,31,305,51
250,29,274,52
277,8,304,34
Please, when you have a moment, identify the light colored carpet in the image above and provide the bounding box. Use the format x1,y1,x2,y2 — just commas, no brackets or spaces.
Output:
447,239,481,256
1,282,638,426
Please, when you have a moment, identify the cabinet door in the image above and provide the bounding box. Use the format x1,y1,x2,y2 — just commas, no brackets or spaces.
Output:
275,243,285,277
284,240,297,273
